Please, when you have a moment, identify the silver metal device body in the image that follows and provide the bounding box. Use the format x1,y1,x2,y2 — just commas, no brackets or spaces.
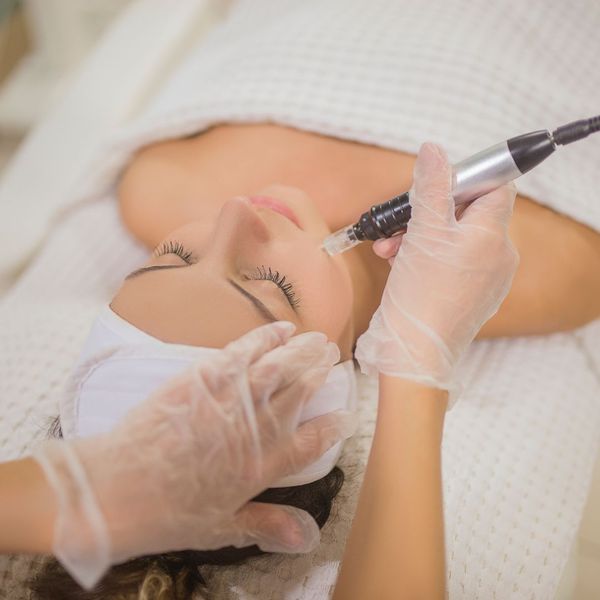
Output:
321,140,525,255
323,115,600,255
452,141,522,204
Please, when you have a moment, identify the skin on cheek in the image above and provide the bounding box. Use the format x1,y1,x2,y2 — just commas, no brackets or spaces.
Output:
299,257,354,356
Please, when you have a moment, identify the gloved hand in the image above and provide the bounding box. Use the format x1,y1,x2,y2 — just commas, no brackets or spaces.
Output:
355,142,519,392
34,321,356,590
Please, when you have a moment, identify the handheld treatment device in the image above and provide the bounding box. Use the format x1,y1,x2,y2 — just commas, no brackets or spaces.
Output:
322,115,600,255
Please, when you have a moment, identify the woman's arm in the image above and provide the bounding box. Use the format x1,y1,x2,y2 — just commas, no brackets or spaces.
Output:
0,458,55,554
333,376,447,600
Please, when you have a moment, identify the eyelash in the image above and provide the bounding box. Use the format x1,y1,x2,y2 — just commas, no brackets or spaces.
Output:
244,265,301,310
154,240,195,264
155,241,300,310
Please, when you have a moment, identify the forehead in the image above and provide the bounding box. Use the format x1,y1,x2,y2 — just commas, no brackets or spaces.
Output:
111,266,280,348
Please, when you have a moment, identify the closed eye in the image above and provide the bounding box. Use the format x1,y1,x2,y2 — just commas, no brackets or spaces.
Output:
243,265,300,311
154,240,196,264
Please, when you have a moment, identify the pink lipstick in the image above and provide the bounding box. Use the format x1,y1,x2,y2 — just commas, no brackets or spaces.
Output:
248,195,302,229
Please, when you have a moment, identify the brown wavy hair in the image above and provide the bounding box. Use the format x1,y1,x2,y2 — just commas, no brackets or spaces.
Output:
29,419,344,600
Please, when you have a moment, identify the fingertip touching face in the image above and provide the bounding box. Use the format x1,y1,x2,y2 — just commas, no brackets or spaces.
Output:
110,185,355,359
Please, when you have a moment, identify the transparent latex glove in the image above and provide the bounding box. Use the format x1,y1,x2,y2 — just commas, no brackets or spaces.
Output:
34,321,356,590
355,142,519,393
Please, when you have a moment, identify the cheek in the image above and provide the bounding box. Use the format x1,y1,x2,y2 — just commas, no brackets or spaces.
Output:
299,259,353,340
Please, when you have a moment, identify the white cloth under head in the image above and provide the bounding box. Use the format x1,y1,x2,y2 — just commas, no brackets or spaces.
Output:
59,306,357,487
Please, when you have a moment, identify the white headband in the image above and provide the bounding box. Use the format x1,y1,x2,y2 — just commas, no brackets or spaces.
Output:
60,306,357,487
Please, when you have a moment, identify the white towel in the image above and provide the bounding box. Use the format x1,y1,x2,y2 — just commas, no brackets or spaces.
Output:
78,0,600,235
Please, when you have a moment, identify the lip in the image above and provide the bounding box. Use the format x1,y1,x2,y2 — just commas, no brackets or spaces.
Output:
248,195,302,229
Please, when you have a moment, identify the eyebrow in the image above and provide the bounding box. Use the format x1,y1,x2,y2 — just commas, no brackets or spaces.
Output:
227,280,279,323
125,264,188,279
125,264,280,323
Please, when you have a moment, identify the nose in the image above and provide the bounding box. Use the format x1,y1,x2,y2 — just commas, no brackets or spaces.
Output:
206,196,272,259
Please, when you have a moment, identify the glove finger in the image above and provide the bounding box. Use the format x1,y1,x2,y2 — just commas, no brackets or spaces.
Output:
222,321,296,368
409,142,454,226
458,182,517,230
247,363,339,464
249,333,339,403
261,410,357,482
373,235,403,260
190,321,297,399
230,502,320,553
264,365,334,431
232,340,339,462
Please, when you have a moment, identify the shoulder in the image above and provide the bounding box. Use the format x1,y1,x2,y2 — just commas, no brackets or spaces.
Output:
117,137,204,247
481,194,600,336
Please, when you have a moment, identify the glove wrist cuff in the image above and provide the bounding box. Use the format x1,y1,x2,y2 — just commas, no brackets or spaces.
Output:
33,440,111,590
355,311,464,409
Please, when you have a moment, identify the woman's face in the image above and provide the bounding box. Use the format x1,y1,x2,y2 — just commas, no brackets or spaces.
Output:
111,185,355,358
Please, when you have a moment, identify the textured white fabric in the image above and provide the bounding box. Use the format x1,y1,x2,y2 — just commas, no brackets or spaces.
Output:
75,0,600,235
1,0,600,598
0,0,222,286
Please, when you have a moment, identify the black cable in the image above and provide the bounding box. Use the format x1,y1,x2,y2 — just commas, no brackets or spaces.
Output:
552,115,600,146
